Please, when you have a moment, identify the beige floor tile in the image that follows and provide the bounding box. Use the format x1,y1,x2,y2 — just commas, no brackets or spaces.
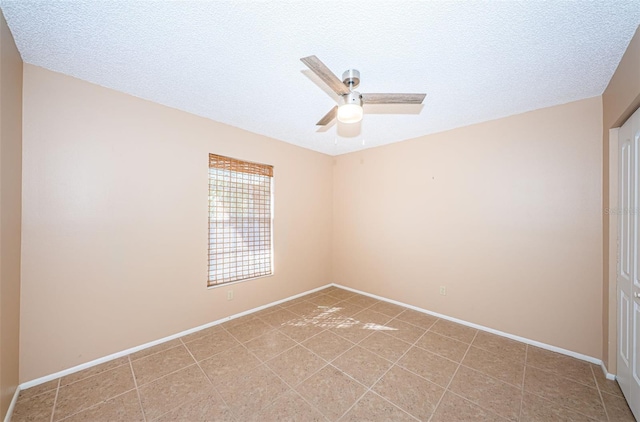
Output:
329,318,377,343
183,329,239,361
430,391,509,422
591,364,623,397
131,344,195,386
326,288,357,301
130,339,183,361
180,325,223,343
358,331,413,362
198,345,261,386
286,300,324,317
415,331,469,363
257,307,298,328
462,346,524,387
340,391,418,422
279,320,326,342
332,302,366,317
302,330,354,361
601,391,636,422
282,296,312,307
266,345,326,386
248,389,327,422
523,366,606,421
472,331,526,363
307,293,343,307
61,390,143,422
395,309,438,330
18,289,623,422
60,356,129,386
154,386,234,422
17,379,58,401
138,364,211,420
368,301,406,318
245,329,297,362
12,389,56,422
296,365,366,421
520,392,596,421
448,366,522,421
352,308,394,326
217,364,289,420
305,307,352,330
372,365,443,421
430,319,478,344
332,346,393,387
383,319,426,344
54,364,135,420
225,317,273,343
526,346,595,387
397,346,458,387
344,294,379,308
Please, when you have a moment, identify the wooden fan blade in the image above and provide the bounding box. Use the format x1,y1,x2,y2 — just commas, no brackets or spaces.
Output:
316,106,338,126
362,93,426,104
301,56,350,96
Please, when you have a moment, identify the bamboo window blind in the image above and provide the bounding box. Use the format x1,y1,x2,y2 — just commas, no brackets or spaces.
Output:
208,154,273,286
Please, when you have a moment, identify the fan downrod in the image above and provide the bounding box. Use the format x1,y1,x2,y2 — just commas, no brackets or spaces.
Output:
342,69,360,89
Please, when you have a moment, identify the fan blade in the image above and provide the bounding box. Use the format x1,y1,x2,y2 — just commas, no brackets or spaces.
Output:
362,93,426,104
301,56,350,96
316,106,338,126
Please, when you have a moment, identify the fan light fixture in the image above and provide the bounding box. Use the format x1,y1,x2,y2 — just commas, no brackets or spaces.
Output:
338,92,363,123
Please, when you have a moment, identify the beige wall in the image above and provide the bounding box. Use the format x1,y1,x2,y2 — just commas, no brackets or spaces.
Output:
0,9,23,419
602,26,640,374
20,64,333,382
333,97,603,358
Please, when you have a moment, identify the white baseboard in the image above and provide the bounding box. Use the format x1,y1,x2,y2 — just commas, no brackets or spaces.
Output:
3,386,20,422
332,283,606,367
20,281,616,393
601,362,617,381
19,284,332,390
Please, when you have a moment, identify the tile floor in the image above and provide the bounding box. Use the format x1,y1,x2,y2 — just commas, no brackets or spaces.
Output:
11,286,636,421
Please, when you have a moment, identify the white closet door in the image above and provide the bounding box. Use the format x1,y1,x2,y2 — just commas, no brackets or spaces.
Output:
618,105,640,419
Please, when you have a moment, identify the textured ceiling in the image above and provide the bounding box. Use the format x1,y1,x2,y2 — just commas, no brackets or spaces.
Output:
2,1,640,155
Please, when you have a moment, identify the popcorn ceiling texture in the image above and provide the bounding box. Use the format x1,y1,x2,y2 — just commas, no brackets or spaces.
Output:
2,1,639,155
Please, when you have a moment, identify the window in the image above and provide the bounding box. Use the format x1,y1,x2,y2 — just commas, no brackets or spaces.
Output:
208,154,273,286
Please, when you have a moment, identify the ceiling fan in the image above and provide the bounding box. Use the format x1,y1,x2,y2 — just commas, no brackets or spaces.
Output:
301,55,426,125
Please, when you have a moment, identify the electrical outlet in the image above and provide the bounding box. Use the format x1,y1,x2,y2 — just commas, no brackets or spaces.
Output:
439,286,446,296
227,290,234,300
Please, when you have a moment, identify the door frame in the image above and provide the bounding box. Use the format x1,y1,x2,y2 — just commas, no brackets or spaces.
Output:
608,127,620,378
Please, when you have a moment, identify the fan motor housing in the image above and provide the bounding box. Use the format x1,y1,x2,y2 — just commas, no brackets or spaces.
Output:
342,91,363,106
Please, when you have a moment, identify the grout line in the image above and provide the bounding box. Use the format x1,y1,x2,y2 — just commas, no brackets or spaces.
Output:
54,389,139,422
176,337,242,421
524,389,605,422
591,364,611,422
49,378,61,422
518,345,528,421
260,360,330,420
127,356,147,422
445,390,513,421
227,323,331,421
338,390,421,422
524,360,603,390
427,330,479,422
336,316,439,421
